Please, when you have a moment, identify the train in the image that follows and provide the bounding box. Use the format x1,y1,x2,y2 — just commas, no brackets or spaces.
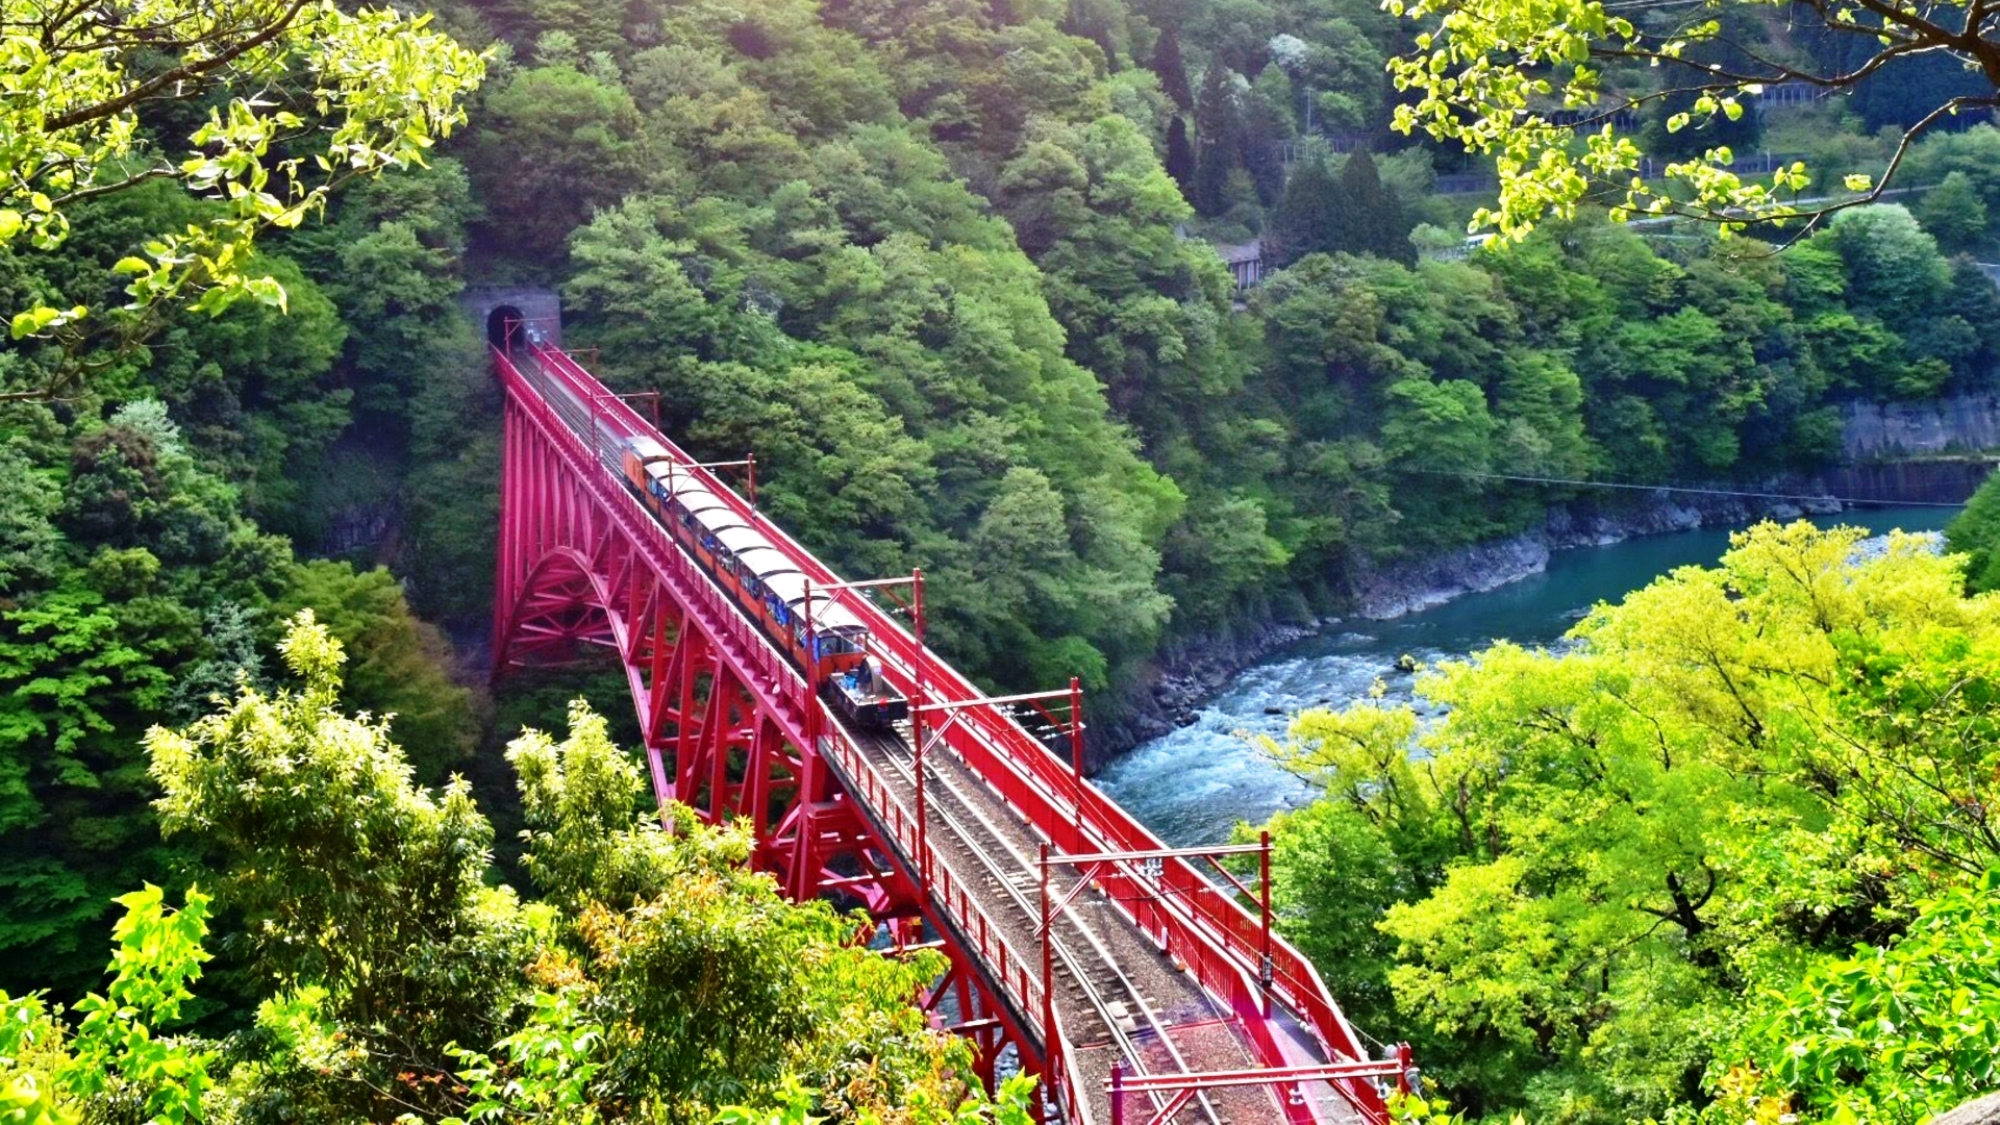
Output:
620,437,911,730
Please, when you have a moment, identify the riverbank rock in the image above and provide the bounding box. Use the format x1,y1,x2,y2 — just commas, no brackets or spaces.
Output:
1932,1092,2000,1125
1350,533,1551,619
1092,614,1333,763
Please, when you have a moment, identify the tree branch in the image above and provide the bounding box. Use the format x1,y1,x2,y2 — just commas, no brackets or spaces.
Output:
42,0,315,134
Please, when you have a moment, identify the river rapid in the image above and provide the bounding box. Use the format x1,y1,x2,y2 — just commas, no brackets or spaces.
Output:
1097,507,1965,846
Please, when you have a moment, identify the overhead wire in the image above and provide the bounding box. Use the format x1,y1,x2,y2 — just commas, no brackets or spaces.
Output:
1406,468,1966,509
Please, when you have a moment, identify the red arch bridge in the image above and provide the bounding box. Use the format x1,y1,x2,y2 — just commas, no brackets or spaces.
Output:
490,336,1412,1124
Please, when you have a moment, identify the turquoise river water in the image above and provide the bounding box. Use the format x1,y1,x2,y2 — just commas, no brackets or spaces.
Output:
1097,506,1964,846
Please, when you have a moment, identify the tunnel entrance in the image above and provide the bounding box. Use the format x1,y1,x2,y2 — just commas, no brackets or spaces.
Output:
487,305,525,351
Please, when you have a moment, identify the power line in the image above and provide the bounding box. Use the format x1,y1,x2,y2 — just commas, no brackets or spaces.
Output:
1406,467,1969,508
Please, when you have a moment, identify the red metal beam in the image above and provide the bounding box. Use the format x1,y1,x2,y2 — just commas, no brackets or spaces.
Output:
490,343,1403,1124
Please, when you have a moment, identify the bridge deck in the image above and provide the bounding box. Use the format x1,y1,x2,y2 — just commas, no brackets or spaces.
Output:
503,347,1383,1125
830,711,1357,1125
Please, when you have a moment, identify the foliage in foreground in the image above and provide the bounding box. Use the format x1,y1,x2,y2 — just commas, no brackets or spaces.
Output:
0,0,483,385
0,613,1016,1124
1382,0,2000,236
1258,522,2000,1123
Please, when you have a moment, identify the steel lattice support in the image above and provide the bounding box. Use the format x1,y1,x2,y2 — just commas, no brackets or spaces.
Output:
488,343,1407,1125
489,369,1041,1094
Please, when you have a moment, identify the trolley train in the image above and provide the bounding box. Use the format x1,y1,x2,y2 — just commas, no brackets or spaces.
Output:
620,438,909,730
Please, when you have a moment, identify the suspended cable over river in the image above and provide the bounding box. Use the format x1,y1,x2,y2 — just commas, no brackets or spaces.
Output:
1408,467,1971,509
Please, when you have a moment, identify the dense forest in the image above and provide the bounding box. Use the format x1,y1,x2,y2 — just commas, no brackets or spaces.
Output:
8,0,2000,1120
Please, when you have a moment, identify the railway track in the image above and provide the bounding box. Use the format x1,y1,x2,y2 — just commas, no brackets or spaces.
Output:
842,714,1264,1124
513,349,1342,1125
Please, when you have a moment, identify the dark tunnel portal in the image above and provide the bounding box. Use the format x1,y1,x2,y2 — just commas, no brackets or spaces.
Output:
487,305,525,351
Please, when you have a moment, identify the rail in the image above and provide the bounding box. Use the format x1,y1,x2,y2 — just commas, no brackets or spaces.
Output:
503,348,1070,1097
514,343,1389,1118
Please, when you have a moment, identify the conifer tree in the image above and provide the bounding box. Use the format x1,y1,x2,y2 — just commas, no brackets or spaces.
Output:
1153,27,1194,110
1166,116,1197,195
1265,149,1341,268
1334,150,1413,263
1192,64,1238,216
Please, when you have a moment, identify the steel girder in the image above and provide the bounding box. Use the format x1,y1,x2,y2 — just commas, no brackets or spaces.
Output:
489,383,1043,1088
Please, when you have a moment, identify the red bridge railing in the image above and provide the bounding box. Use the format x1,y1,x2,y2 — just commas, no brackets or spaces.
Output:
507,343,1396,1121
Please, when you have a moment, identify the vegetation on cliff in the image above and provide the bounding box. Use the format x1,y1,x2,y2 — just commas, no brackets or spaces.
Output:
1262,522,2000,1122
6,0,2000,1119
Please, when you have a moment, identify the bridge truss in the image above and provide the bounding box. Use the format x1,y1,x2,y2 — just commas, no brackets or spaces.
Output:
490,339,1410,1124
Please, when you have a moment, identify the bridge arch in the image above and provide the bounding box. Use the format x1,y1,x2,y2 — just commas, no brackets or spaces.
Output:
493,545,625,672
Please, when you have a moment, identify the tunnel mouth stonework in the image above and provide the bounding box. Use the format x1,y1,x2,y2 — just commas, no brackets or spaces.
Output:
462,286,561,351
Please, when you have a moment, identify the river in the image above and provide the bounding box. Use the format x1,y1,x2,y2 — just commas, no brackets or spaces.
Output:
1097,507,1965,846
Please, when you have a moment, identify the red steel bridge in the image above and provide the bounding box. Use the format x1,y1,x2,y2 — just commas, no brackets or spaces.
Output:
489,335,1413,1125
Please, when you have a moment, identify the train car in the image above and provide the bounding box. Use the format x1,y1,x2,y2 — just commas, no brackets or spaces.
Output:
755,571,814,659
711,525,787,603
621,437,673,495
728,543,798,608
639,464,740,573
617,438,907,730
764,573,909,730
811,605,909,730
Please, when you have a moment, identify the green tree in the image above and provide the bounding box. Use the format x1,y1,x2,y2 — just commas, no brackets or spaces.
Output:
1191,63,1238,216
1152,26,1195,110
1829,205,1952,322
1381,0,2000,235
0,402,288,1002
1263,522,2000,1121
0,885,216,1125
269,560,482,783
0,1,482,393
1948,471,2000,592
1711,875,2000,1124
1916,171,1991,255
1266,147,1342,268
466,65,649,266
150,610,523,1120
1333,151,1412,264
1165,116,1197,193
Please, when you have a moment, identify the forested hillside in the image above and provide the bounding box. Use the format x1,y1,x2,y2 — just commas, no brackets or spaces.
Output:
1261,523,2000,1124
10,0,1989,969
7,0,2000,1120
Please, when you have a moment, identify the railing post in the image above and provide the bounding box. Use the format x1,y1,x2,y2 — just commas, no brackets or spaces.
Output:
1039,842,1054,1084
1110,1060,1125,1125
1260,829,1275,1018
1068,675,1084,856
912,568,928,884
803,580,818,757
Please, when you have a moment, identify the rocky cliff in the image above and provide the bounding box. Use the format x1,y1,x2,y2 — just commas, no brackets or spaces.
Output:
1842,392,2000,461
1097,394,2000,761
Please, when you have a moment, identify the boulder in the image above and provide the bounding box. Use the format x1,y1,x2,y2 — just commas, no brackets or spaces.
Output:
1933,1093,2000,1125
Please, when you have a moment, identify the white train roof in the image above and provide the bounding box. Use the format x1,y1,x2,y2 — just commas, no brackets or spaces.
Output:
759,571,808,605
626,437,672,462
756,572,870,636
813,601,870,637
731,546,797,581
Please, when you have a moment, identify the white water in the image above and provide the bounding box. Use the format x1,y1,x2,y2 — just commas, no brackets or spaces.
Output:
1098,508,1963,845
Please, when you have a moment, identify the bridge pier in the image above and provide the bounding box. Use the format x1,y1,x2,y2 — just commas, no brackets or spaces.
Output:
487,340,1400,1125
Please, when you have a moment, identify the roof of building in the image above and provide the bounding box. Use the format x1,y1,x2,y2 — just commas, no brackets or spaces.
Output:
1213,238,1263,265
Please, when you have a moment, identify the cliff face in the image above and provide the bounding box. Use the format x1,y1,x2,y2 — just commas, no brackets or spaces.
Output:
1832,392,2000,504
1842,393,2000,461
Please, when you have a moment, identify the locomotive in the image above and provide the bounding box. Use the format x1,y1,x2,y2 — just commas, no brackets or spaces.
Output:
620,438,910,730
